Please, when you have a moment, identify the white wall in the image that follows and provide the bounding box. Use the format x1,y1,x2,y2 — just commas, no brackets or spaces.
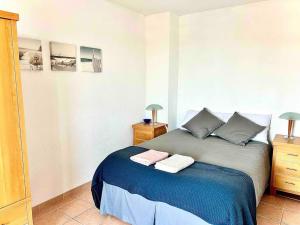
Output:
168,14,179,130
1,0,145,206
178,0,300,137
145,12,179,129
145,13,170,123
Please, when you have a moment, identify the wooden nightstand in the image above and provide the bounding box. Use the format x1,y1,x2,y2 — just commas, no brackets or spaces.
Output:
271,134,300,195
132,122,168,145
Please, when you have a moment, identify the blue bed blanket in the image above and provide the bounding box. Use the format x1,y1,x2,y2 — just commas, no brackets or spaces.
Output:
92,146,256,225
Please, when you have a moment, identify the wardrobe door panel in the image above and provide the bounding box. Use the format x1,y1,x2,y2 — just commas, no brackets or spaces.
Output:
0,18,26,208
0,200,28,225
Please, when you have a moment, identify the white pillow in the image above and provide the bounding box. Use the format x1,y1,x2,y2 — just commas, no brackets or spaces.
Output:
239,113,272,144
180,110,272,144
179,110,199,128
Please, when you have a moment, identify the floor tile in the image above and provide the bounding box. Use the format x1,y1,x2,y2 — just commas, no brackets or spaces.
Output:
281,210,300,225
257,216,280,225
75,189,94,203
33,209,71,225
58,199,93,218
261,195,285,209
102,215,130,225
75,184,94,204
257,202,283,223
75,208,104,225
283,198,300,212
63,219,82,225
32,206,40,221
37,197,73,218
64,184,93,204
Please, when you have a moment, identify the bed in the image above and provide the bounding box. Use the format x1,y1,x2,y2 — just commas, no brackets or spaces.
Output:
92,128,271,225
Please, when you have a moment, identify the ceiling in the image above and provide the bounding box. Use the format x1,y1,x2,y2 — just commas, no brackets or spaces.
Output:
108,0,267,15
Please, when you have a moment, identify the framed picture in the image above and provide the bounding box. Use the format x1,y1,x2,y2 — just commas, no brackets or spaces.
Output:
80,46,102,73
50,41,76,72
18,37,43,71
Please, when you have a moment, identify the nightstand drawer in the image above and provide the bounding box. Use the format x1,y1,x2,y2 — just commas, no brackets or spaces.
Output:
134,138,146,145
277,149,300,163
275,160,300,177
154,126,167,137
274,175,300,193
135,131,153,140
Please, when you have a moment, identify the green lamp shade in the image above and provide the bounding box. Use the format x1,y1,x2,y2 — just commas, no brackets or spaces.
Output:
279,112,300,121
145,104,163,111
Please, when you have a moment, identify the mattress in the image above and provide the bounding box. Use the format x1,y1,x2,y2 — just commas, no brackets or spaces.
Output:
140,129,271,205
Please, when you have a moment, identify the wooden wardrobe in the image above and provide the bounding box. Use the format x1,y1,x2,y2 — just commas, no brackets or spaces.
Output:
0,10,33,224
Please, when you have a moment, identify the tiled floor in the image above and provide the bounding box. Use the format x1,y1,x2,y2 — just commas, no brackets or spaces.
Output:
33,183,129,225
257,194,300,225
33,184,300,225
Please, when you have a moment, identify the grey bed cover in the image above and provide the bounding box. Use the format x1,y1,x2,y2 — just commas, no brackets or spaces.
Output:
140,129,271,205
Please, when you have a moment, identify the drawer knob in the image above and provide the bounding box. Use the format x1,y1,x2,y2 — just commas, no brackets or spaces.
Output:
287,153,298,157
286,168,297,171
285,181,296,186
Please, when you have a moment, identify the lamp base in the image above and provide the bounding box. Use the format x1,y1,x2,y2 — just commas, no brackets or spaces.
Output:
152,110,157,126
287,120,295,140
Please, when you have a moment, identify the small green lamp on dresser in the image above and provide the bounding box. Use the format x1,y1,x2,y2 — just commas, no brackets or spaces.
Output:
279,112,300,139
146,104,163,125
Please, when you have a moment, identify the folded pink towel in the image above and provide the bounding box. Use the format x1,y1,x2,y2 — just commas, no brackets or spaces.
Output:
130,149,169,166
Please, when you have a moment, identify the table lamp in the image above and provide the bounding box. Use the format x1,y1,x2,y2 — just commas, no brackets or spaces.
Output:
146,104,163,125
279,112,300,139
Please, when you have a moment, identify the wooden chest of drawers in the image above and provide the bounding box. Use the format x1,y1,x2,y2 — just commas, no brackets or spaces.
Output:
271,134,300,195
132,122,167,145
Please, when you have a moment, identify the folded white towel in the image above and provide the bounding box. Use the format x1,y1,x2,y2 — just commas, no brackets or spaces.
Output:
155,154,194,173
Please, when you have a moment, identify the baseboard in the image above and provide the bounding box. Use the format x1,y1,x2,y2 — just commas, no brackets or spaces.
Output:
32,181,92,218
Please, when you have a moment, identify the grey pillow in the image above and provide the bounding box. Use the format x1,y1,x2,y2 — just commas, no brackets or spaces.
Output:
183,108,225,139
214,112,266,146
